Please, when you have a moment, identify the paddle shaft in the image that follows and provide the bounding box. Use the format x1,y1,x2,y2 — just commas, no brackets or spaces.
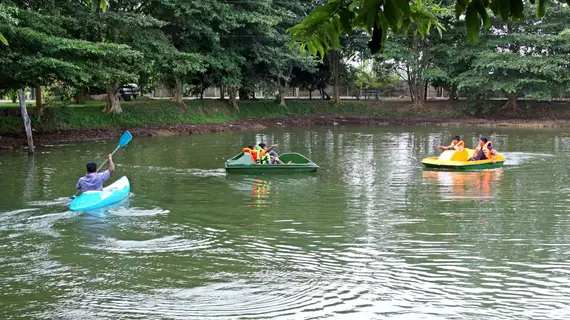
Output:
96,144,121,172
71,144,121,198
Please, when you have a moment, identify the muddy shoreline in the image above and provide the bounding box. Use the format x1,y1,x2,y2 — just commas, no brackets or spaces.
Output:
2,115,570,150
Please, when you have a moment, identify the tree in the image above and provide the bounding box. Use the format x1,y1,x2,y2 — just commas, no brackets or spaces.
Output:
288,0,444,59
352,60,399,99
287,0,569,59
290,62,331,100
0,5,142,116
424,9,471,100
0,0,109,46
456,5,570,112
218,0,315,109
0,4,17,45
373,7,450,109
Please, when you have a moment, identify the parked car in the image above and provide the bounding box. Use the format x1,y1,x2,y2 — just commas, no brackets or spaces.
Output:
118,83,140,101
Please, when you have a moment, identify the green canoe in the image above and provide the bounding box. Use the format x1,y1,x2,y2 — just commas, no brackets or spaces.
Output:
225,152,319,174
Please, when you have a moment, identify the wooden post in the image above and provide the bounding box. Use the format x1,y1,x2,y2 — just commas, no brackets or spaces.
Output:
18,89,35,155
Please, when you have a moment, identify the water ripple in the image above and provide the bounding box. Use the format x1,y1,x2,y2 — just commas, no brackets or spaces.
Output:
3,128,570,319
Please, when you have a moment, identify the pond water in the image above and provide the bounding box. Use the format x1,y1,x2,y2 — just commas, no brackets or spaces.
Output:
2,125,570,319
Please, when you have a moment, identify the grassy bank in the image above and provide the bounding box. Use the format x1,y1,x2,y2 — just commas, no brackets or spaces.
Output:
0,99,458,134
1,98,570,134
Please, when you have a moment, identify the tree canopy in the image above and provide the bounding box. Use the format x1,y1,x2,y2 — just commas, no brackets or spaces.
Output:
2,0,570,118
287,0,570,57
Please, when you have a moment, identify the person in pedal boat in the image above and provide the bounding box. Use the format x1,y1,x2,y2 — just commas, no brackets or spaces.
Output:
76,154,115,192
469,137,497,162
243,143,278,164
436,136,465,151
268,151,291,164
268,151,283,164
242,146,254,155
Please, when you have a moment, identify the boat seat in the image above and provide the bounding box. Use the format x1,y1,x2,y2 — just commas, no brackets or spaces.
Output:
231,152,257,165
438,149,470,161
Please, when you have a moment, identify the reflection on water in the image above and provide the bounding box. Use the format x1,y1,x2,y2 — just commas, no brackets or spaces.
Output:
3,126,570,319
423,169,504,201
250,179,271,209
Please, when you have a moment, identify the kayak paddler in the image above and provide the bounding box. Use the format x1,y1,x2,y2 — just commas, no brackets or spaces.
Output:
76,154,115,192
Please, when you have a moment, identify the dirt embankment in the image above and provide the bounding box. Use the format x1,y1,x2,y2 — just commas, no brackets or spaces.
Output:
2,114,570,151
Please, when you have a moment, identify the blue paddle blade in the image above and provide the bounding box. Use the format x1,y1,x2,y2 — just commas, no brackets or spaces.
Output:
118,131,132,148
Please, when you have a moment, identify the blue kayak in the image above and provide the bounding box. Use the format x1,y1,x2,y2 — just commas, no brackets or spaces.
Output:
70,176,130,212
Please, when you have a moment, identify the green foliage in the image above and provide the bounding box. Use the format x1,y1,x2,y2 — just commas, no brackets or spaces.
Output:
0,4,144,93
45,82,76,105
0,4,18,45
4,0,570,125
0,89,18,102
290,62,331,97
288,0,445,58
352,60,399,94
289,0,569,57
454,5,570,108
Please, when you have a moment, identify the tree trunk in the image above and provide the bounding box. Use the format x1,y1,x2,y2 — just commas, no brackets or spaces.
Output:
200,89,204,100
229,87,239,112
332,85,340,104
220,85,225,100
75,88,86,104
328,50,341,105
309,90,312,100
35,85,43,119
104,80,122,113
319,88,325,100
410,84,427,110
424,82,428,101
18,89,34,155
449,86,457,100
170,78,186,109
502,92,520,112
279,90,286,107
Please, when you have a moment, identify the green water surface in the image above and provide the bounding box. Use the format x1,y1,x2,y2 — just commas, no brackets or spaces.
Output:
1,126,570,319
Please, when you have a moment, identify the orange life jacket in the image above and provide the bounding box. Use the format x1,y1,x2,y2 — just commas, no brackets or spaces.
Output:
243,147,264,162
451,140,465,150
482,141,493,159
242,147,268,163
474,141,493,159
242,147,256,161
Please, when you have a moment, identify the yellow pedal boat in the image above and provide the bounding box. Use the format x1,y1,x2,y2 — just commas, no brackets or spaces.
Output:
422,149,505,170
